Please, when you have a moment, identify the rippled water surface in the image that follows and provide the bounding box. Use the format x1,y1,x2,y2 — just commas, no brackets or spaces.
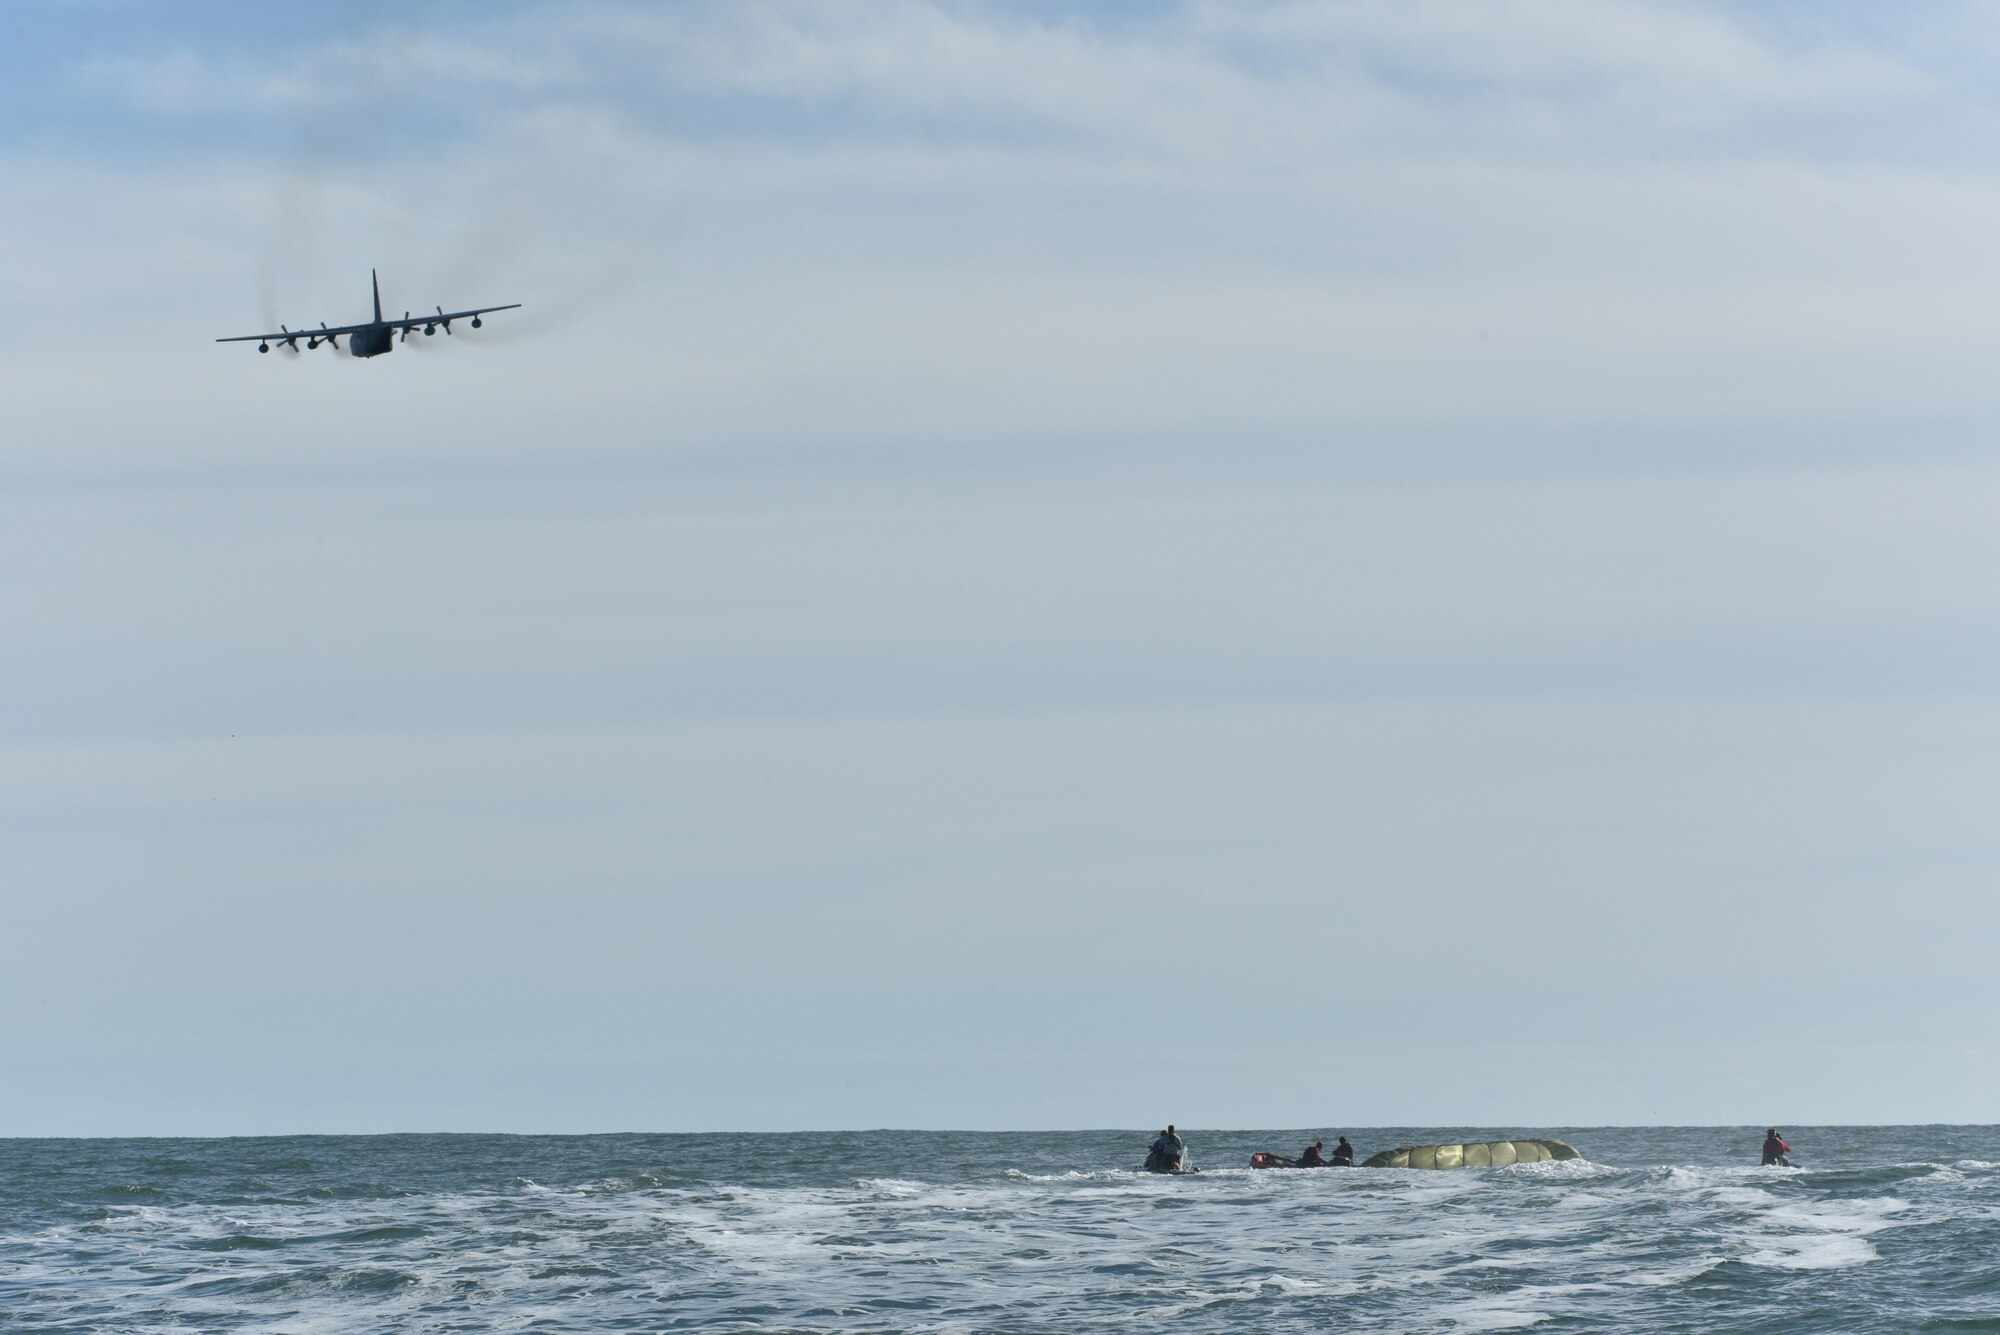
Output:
4,1127,1998,1331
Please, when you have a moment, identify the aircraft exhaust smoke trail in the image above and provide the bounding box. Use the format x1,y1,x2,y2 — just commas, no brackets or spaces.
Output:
256,173,325,330
465,254,643,346
242,14,697,359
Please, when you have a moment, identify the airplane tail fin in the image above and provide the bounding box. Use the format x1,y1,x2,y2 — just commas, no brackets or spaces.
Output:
372,269,382,323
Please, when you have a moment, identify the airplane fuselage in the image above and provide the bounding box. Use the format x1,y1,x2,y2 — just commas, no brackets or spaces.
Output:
350,323,395,358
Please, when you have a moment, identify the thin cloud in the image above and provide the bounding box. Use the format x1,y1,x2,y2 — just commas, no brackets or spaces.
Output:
52,1,1947,168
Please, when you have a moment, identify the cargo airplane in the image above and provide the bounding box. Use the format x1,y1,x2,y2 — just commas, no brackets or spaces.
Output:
217,271,520,357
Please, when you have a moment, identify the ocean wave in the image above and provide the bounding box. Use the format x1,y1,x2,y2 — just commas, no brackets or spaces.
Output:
1004,1167,1130,1183
1741,1233,1879,1270
855,1176,927,1195
1621,1256,1727,1287
1440,1297,1554,1331
185,1231,293,1251
4,1130,1997,1332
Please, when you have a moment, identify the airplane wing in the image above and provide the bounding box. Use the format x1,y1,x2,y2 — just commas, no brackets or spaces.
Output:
216,322,370,344
382,303,522,332
216,303,520,346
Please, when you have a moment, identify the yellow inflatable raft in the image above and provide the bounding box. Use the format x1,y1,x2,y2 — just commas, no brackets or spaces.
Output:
1361,1138,1580,1169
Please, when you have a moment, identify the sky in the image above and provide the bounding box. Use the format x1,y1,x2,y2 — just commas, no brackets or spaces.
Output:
3,0,1998,1135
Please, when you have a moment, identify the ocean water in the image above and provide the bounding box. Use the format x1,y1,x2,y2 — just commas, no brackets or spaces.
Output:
3,1126,1997,1332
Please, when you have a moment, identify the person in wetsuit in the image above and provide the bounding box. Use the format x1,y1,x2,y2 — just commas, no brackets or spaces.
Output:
1761,1129,1792,1166
1331,1136,1355,1166
1299,1140,1328,1165
1146,1125,1185,1172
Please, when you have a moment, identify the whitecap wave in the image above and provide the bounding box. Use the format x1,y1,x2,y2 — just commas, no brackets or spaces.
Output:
1439,1297,1552,1330
1004,1167,1129,1183
1743,1234,1879,1270
1622,1256,1726,1287
854,1177,926,1195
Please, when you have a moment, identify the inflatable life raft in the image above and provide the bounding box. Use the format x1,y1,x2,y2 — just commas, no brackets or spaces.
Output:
1361,1138,1580,1169
1249,1152,1350,1169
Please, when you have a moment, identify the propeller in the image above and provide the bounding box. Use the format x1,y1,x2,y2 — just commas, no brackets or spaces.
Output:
400,312,412,343
435,306,453,334
320,322,339,351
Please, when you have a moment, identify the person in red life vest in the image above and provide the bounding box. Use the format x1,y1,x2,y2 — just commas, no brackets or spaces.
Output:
1299,1139,1329,1165
1761,1129,1792,1166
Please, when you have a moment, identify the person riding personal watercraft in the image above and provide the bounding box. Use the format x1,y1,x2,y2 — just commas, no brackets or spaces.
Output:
1144,1125,1188,1173
1331,1136,1354,1166
1761,1129,1793,1167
